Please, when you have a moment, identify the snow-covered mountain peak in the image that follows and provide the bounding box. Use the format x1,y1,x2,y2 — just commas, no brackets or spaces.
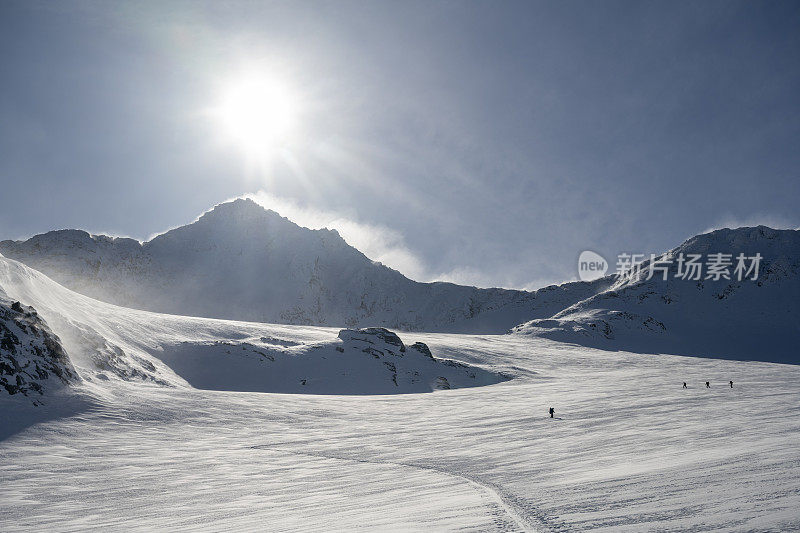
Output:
195,197,287,227
668,225,796,266
515,226,800,362
600,225,799,291
0,201,544,332
11,229,143,256
194,198,341,238
146,198,350,256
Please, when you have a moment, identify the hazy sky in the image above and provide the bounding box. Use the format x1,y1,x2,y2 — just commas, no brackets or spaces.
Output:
1,1,798,289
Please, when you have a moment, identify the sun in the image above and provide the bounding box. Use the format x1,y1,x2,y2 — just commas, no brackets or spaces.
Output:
215,76,299,156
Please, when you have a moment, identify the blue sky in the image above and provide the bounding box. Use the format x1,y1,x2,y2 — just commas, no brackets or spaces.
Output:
1,1,798,288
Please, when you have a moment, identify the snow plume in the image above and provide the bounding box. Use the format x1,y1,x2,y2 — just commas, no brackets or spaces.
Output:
701,214,800,234
435,267,495,288
247,191,429,281
437,267,567,292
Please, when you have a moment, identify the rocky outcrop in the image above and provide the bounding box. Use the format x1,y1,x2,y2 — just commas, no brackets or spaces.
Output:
334,327,497,391
337,327,441,361
338,327,407,354
0,299,77,403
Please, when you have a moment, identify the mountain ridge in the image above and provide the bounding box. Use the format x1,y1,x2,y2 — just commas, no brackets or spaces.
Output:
1,198,577,332
514,226,800,362
2,199,798,354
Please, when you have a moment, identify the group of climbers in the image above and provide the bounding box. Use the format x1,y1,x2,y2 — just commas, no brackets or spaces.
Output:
548,380,736,419
683,381,734,388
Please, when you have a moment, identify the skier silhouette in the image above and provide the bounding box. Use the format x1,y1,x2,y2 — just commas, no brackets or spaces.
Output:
683,382,687,389
706,381,710,388
729,380,733,388
549,407,554,418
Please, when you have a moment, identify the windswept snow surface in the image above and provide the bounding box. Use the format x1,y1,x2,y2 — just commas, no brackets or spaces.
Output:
154,328,507,395
1,336,799,531
0,257,799,531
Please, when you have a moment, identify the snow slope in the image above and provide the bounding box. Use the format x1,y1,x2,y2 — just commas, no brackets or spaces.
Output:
151,327,508,395
1,198,600,333
0,255,505,399
515,227,800,363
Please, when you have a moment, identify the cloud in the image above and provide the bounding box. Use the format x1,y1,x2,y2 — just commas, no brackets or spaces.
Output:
247,191,430,281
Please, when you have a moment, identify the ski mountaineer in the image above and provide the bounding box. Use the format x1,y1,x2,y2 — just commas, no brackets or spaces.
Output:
549,407,554,418
683,382,687,389
706,381,710,388
730,380,733,388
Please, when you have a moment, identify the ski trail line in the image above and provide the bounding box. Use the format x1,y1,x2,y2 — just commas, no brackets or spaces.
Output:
250,444,547,532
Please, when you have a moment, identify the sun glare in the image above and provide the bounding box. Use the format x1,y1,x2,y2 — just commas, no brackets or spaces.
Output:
216,77,299,156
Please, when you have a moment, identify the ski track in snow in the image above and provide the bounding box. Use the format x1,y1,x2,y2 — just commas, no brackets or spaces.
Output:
250,444,541,532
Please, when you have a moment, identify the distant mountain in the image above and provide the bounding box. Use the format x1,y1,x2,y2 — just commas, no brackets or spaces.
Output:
514,227,800,363
5,200,795,359
2,209,798,363
0,199,600,333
